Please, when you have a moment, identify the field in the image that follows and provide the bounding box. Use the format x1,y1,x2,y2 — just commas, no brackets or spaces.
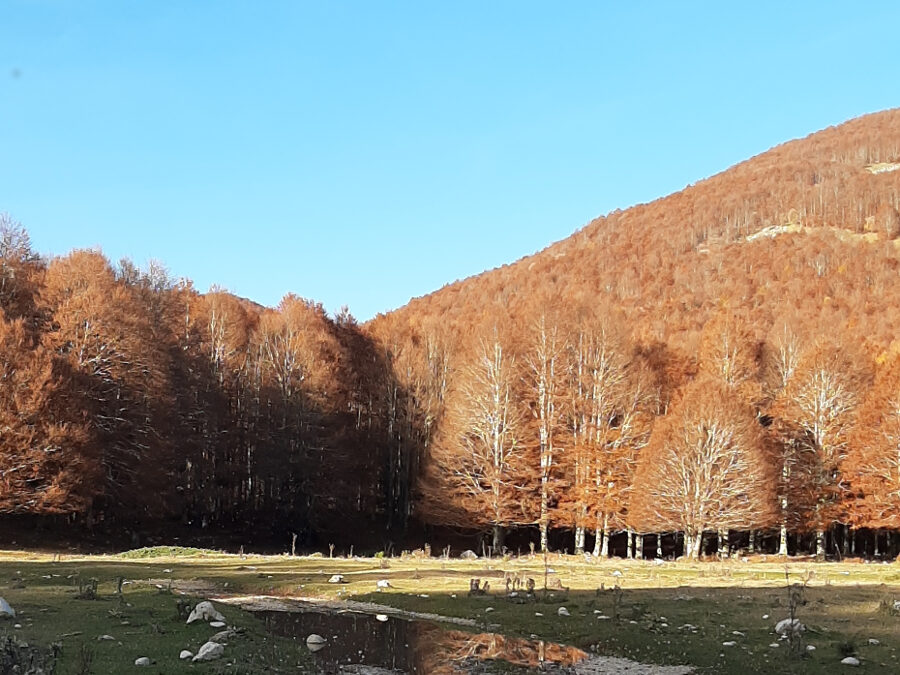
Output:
0,548,898,673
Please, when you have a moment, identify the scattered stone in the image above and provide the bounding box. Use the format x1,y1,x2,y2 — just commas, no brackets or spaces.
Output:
209,620,226,628
375,614,388,622
841,656,860,666
596,615,610,620
135,656,151,666
97,634,115,641
186,601,225,624
558,607,570,617
328,574,345,584
179,650,193,660
210,630,236,643
762,614,769,620
0,597,15,618
485,607,494,613
611,570,623,577
775,618,804,636
868,638,880,645
375,579,391,589
769,643,780,648
459,550,478,560
13,624,22,629
192,641,225,662
807,645,816,651
722,641,737,647
535,612,543,617
306,633,327,653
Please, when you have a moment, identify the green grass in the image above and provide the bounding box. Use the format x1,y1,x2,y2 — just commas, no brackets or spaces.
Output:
0,549,898,673
118,546,220,559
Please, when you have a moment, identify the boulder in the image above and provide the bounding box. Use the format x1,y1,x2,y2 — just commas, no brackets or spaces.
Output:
375,614,389,622
179,650,193,660
97,634,115,641
459,550,478,560
375,579,391,589
774,618,804,636
134,656,151,666
210,629,236,643
0,598,15,619
192,641,225,662
209,620,226,628
306,633,327,653
186,601,225,625
841,657,860,666
557,607,570,617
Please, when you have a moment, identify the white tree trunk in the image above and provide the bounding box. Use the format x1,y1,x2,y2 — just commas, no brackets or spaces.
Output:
815,529,826,559
574,526,585,555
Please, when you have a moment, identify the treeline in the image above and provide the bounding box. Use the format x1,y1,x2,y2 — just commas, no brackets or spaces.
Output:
0,217,416,546
373,301,899,560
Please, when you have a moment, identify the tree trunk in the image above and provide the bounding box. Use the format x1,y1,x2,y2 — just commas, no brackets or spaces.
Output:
748,530,756,554
574,526,585,555
778,523,788,556
815,529,826,559
656,533,663,559
874,529,881,558
718,529,728,558
592,525,603,557
626,530,634,559
492,524,504,552
842,525,851,558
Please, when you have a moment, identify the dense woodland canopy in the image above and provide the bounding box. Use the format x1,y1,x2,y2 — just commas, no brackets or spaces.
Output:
4,109,900,558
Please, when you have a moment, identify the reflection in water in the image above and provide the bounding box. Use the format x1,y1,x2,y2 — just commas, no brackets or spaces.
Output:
259,609,588,673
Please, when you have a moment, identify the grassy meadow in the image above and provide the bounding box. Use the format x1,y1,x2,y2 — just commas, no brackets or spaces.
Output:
0,547,898,673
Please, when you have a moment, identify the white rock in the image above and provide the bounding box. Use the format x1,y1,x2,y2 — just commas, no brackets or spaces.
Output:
775,617,804,636
535,612,543,616
611,570,623,577
134,657,151,666
97,634,115,641
868,638,880,645
485,607,494,613
14,623,22,629
192,641,225,662
179,650,193,660
557,607,570,617
722,641,737,647
769,643,780,648
209,620,226,628
762,614,769,619
841,657,860,666
459,549,478,560
0,597,15,618
186,601,225,624
807,645,816,651
375,579,391,589
375,614,388,622
306,633,327,645
327,574,345,584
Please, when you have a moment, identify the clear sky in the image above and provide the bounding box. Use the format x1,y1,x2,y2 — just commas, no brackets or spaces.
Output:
1,2,898,320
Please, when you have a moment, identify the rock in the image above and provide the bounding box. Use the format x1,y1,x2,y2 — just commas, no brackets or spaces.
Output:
375,614,388,622
769,643,780,648
97,634,115,641
210,630,236,643
375,579,391,589
535,612,543,616
306,633,327,653
722,641,737,647
179,650,193,660
557,607,570,617
484,607,494,613
774,617,804,636
868,638,880,645
0,597,15,618
134,656,151,666
209,620,226,628
841,656,860,666
806,645,816,651
459,550,478,560
186,601,225,624
328,574,345,584
611,570,623,577
192,641,225,662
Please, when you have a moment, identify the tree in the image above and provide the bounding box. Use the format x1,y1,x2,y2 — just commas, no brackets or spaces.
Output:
771,342,867,558
426,323,527,549
629,379,776,559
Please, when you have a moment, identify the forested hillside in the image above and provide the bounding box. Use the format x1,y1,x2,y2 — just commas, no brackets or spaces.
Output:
3,109,900,558
367,108,900,558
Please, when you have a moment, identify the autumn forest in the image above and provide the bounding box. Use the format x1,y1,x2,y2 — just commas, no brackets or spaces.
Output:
4,110,900,560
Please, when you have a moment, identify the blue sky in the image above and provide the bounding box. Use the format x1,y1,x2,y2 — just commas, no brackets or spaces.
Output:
1,2,897,320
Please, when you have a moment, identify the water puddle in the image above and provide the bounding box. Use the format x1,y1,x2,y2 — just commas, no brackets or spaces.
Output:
258,609,588,673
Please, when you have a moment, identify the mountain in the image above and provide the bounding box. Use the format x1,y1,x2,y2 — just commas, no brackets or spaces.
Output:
370,109,900,355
